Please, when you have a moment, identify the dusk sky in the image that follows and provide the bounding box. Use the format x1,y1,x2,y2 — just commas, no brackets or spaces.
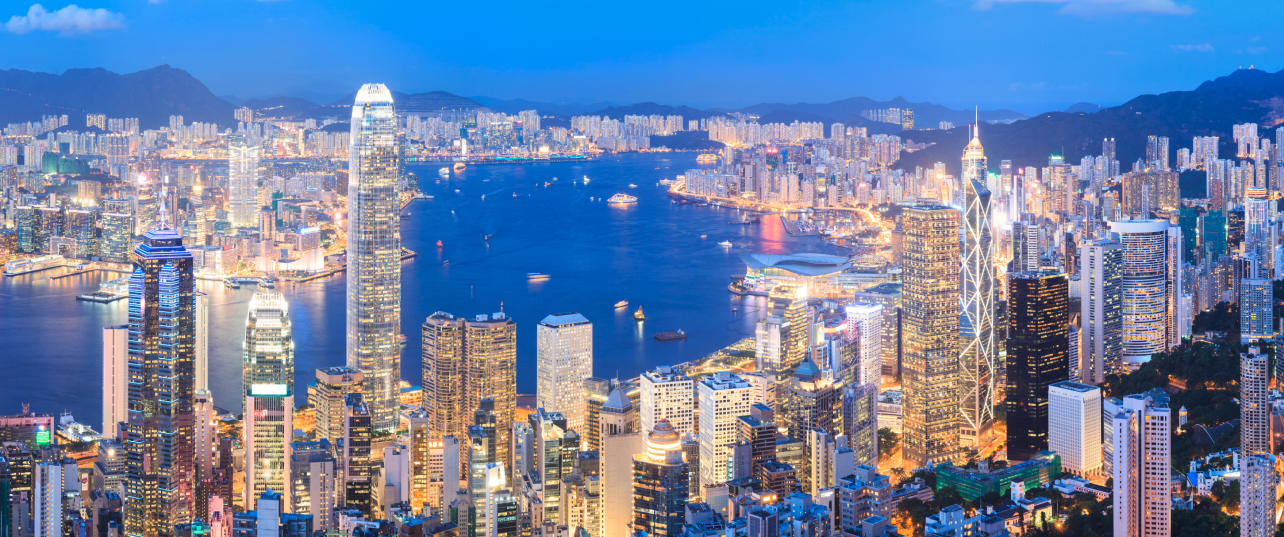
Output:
1,0,1278,113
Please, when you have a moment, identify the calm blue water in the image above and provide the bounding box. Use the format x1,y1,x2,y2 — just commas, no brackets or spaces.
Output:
0,153,845,426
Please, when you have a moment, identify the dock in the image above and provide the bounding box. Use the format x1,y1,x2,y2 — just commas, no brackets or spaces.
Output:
77,292,126,303
50,267,132,280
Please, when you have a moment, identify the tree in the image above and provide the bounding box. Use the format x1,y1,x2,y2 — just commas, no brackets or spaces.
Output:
934,485,965,509
879,427,899,456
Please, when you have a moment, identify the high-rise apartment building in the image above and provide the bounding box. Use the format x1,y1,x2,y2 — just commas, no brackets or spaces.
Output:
901,203,961,466
697,372,754,489
1241,453,1278,537
537,313,594,434
346,83,402,432
242,291,294,509
124,220,197,537
1079,239,1123,383
227,135,260,228
311,367,363,446
289,440,336,530
34,460,63,537
1111,389,1170,537
1240,278,1273,342
422,312,467,441
1241,348,1270,456
462,313,517,474
1047,381,1102,476
1011,214,1041,273
852,283,902,381
844,303,883,386
640,366,695,437
1005,270,1069,461
960,178,996,448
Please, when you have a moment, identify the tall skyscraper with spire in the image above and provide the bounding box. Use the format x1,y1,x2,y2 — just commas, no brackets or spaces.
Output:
242,290,294,509
124,215,197,537
960,175,996,448
346,84,402,432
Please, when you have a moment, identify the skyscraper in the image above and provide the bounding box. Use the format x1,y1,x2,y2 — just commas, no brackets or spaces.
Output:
464,313,517,473
1108,220,1178,366
697,372,753,489
423,312,467,441
103,325,128,440
1047,381,1102,476
632,419,689,537
1011,213,1040,273
640,367,695,437
1005,270,1069,462
1241,348,1270,456
1241,453,1278,537
346,83,402,432
311,367,364,447
1240,278,1273,343
1079,239,1123,383
124,219,197,537
242,291,294,509
960,178,996,448
1111,389,1170,537
537,313,594,434
901,203,961,466
227,135,260,228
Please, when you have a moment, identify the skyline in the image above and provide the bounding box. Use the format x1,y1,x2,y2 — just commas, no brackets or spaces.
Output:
0,0,1279,113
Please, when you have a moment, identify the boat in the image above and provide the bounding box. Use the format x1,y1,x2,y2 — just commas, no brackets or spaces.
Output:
436,240,443,248
455,189,461,193
634,306,645,321
658,178,674,185
607,193,638,204
544,182,552,187
654,329,687,341
260,279,275,288
399,334,408,346
583,176,590,184
56,412,100,444
527,273,550,281
401,213,411,220
485,234,493,240
615,300,629,309
718,241,732,247
512,192,517,198
224,280,240,289
438,167,450,176
628,184,637,188
700,235,707,239
481,194,485,201
454,162,466,171
697,153,718,163
442,260,450,266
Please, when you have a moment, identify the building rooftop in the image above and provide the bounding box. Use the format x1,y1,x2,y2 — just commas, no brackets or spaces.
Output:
739,253,852,277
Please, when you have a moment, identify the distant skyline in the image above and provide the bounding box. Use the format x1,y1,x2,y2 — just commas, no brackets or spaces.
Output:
0,0,1277,115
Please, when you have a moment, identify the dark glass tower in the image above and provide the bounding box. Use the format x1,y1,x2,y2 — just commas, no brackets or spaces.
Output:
1005,269,1069,462
632,419,690,537
124,221,196,537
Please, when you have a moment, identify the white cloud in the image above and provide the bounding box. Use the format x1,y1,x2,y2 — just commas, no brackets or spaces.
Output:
4,4,124,35
975,0,1193,17
1170,43,1214,52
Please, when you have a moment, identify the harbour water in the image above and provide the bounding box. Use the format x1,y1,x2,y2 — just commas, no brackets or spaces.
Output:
0,152,845,426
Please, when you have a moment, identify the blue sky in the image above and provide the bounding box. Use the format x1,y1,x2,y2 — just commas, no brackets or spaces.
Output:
0,0,1277,114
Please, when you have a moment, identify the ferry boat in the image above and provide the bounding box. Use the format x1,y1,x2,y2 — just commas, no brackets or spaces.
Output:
260,278,275,288
718,241,732,247
658,178,674,185
614,300,629,309
607,193,638,204
224,280,240,290
633,306,645,321
453,162,467,171
438,167,450,177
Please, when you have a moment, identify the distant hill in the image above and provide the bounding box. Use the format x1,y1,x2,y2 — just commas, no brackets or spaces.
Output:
894,68,1281,177
0,65,236,129
590,102,712,120
739,96,1026,127
328,90,487,116
470,96,617,117
1063,102,1103,114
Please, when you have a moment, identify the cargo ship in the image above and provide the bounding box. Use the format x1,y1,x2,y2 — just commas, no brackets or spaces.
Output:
654,329,687,341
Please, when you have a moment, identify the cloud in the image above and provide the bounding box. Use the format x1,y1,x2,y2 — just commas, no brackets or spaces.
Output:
1248,47,1268,54
974,0,1193,17
1170,43,1214,52
4,4,124,35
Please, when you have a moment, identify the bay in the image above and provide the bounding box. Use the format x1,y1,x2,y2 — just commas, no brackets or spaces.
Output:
0,152,845,427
